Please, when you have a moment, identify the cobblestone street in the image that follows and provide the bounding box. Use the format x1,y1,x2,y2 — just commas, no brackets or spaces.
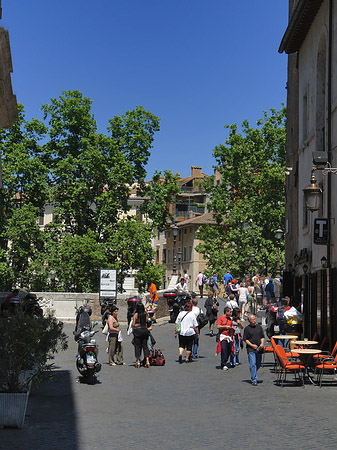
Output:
2,303,337,450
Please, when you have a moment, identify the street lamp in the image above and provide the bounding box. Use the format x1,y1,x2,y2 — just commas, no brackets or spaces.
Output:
321,256,328,269
172,224,178,276
303,171,322,212
177,250,182,276
275,228,283,278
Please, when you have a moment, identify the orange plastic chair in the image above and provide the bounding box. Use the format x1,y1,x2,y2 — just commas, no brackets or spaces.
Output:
314,356,337,387
275,345,305,387
313,340,337,362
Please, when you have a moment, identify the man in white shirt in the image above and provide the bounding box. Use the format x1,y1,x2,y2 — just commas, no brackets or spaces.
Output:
175,278,189,296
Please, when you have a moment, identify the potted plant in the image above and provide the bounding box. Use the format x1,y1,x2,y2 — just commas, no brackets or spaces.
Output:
0,309,68,428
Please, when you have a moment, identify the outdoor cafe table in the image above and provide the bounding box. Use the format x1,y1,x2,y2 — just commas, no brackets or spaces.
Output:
294,348,322,385
272,335,298,341
292,340,318,348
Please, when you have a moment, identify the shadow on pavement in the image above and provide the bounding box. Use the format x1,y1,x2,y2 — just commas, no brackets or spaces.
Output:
0,369,79,450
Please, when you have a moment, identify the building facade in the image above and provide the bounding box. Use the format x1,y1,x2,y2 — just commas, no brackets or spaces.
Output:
280,0,337,345
0,1,18,188
152,166,213,289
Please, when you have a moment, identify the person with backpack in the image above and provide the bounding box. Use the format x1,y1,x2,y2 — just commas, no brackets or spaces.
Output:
204,291,219,336
208,271,220,299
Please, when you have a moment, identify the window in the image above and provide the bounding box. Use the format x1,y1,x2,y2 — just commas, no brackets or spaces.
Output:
184,229,187,234
38,210,45,226
178,230,182,241
183,247,187,261
162,248,166,263
303,195,308,228
189,246,192,260
302,91,308,141
167,249,170,263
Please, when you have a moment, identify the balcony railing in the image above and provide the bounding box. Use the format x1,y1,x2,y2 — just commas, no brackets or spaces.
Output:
180,186,204,193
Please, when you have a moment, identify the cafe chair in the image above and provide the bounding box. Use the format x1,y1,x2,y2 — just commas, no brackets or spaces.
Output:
262,341,274,367
269,337,300,373
275,345,305,387
313,340,337,363
314,356,337,388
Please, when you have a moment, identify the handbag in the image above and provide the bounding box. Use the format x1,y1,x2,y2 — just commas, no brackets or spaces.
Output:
197,311,208,330
176,312,189,334
102,323,109,335
118,330,123,342
127,319,133,336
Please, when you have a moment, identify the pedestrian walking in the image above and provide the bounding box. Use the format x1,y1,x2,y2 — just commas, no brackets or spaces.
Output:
195,271,205,298
145,280,159,322
131,303,152,368
226,293,238,310
230,308,243,367
216,306,235,370
254,279,263,310
191,295,202,359
208,271,220,299
223,271,233,286
204,291,219,336
238,282,249,318
107,306,125,366
247,281,255,314
243,314,265,385
174,302,199,364
183,269,190,290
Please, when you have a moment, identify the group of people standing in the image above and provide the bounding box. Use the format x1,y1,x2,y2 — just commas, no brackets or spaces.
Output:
106,302,154,368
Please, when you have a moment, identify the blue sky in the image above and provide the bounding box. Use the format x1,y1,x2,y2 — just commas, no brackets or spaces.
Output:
4,0,288,178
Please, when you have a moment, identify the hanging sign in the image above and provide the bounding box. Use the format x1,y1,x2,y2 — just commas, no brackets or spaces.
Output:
314,218,329,245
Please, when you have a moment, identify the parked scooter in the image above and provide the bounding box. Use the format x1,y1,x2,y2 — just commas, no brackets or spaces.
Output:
164,291,192,323
22,293,43,318
74,301,101,384
127,296,142,325
100,297,116,326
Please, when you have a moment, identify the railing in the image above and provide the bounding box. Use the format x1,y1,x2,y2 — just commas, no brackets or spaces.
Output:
180,186,204,193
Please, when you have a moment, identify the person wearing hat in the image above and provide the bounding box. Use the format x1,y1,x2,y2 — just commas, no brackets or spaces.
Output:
229,279,239,300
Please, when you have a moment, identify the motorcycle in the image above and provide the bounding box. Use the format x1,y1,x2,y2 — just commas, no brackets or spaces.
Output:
164,290,192,323
100,297,116,326
22,293,43,318
127,296,142,325
74,301,101,384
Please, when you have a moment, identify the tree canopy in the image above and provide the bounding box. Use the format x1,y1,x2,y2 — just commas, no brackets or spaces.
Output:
196,107,286,279
0,90,176,292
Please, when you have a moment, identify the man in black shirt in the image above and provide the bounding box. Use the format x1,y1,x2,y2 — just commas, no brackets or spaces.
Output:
243,314,264,386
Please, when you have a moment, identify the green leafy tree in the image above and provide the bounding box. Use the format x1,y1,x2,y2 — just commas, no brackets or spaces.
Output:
0,105,48,287
197,107,286,278
141,170,181,231
0,91,179,292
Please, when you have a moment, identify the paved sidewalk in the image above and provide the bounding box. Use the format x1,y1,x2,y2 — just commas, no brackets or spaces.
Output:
1,308,337,450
